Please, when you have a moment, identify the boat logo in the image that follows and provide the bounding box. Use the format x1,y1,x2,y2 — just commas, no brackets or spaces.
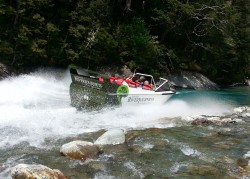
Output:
74,76,102,89
127,96,154,103
116,85,129,104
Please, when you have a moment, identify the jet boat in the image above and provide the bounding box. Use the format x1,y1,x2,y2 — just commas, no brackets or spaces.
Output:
69,67,175,109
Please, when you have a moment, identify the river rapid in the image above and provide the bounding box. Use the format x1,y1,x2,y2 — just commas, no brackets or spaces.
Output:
0,69,249,178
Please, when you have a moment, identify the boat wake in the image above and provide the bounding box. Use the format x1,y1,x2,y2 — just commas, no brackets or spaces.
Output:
0,69,234,148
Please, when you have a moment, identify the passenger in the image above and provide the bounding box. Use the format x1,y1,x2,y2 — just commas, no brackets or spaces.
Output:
136,76,145,87
142,80,152,90
113,73,124,85
109,75,116,83
115,73,120,78
109,73,120,83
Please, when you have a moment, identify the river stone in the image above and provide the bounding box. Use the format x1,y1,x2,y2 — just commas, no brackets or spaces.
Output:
237,158,249,168
191,118,213,126
186,165,220,176
94,128,125,145
11,164,67,179
125,130,140,143
242,113,250,118
60,140,100,160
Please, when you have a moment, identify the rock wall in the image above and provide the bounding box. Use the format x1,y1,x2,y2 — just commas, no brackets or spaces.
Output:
166,71,219,90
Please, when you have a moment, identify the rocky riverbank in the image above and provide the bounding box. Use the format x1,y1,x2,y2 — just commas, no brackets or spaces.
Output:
10,106,250,179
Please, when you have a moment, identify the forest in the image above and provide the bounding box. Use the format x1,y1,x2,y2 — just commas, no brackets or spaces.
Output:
0,0,249,84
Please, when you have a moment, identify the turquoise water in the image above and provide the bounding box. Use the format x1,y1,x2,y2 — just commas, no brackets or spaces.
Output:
0,71,249,178
171,86,250,106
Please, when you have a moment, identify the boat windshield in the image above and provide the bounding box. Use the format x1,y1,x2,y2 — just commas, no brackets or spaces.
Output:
155,78,171,92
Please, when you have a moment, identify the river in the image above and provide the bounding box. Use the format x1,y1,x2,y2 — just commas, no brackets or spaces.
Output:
0,69,249,178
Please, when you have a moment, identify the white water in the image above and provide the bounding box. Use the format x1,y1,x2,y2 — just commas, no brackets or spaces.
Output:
0,69,233,149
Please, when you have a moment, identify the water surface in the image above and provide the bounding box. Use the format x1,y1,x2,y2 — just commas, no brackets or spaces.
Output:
0,69,249,178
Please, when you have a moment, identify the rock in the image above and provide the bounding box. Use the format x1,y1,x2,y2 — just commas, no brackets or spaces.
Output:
234,106,250,114
191,118,213,126
238,158,249,168
94,128,125,145
125,131,140,143
231,118,244,123
220,118,233,123
60,140,100,160
186,165,220,176
0,62,13,80
167,71,219,90
234,107,245,113
128,145,150,153
88,161,107,172
11,164,67,179
242,113,250,118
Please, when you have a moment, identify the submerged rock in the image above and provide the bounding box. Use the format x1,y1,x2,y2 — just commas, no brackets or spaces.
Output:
167,71,219,90
125,130,141,143
238,158,249,168
186,165,220,176
11,164,67,179
60,140,100,160
94,128,125,145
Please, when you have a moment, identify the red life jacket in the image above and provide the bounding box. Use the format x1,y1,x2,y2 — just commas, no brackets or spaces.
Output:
135,82,141,87
142,84,152,90
125,79,136,87
125,78,132,83
128,81,136,87
99,76,104,83
116,78,124,85
109,76,116,83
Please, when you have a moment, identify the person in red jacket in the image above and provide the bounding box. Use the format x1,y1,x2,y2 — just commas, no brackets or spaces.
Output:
142,80,153,90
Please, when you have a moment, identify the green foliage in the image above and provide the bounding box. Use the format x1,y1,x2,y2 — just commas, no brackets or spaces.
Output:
0,0,249,84
116,18,164,74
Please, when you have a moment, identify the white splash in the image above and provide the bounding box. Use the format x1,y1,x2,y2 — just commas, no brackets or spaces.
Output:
0,68,234,148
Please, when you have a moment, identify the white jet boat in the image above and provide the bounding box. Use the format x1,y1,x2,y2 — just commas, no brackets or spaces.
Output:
69,67,175,109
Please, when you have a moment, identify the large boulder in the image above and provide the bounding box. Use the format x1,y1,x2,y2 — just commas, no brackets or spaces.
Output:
0,62,13,79
167,71,219,90
94,128,126,145
11,164,67,179
60,140,100,160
